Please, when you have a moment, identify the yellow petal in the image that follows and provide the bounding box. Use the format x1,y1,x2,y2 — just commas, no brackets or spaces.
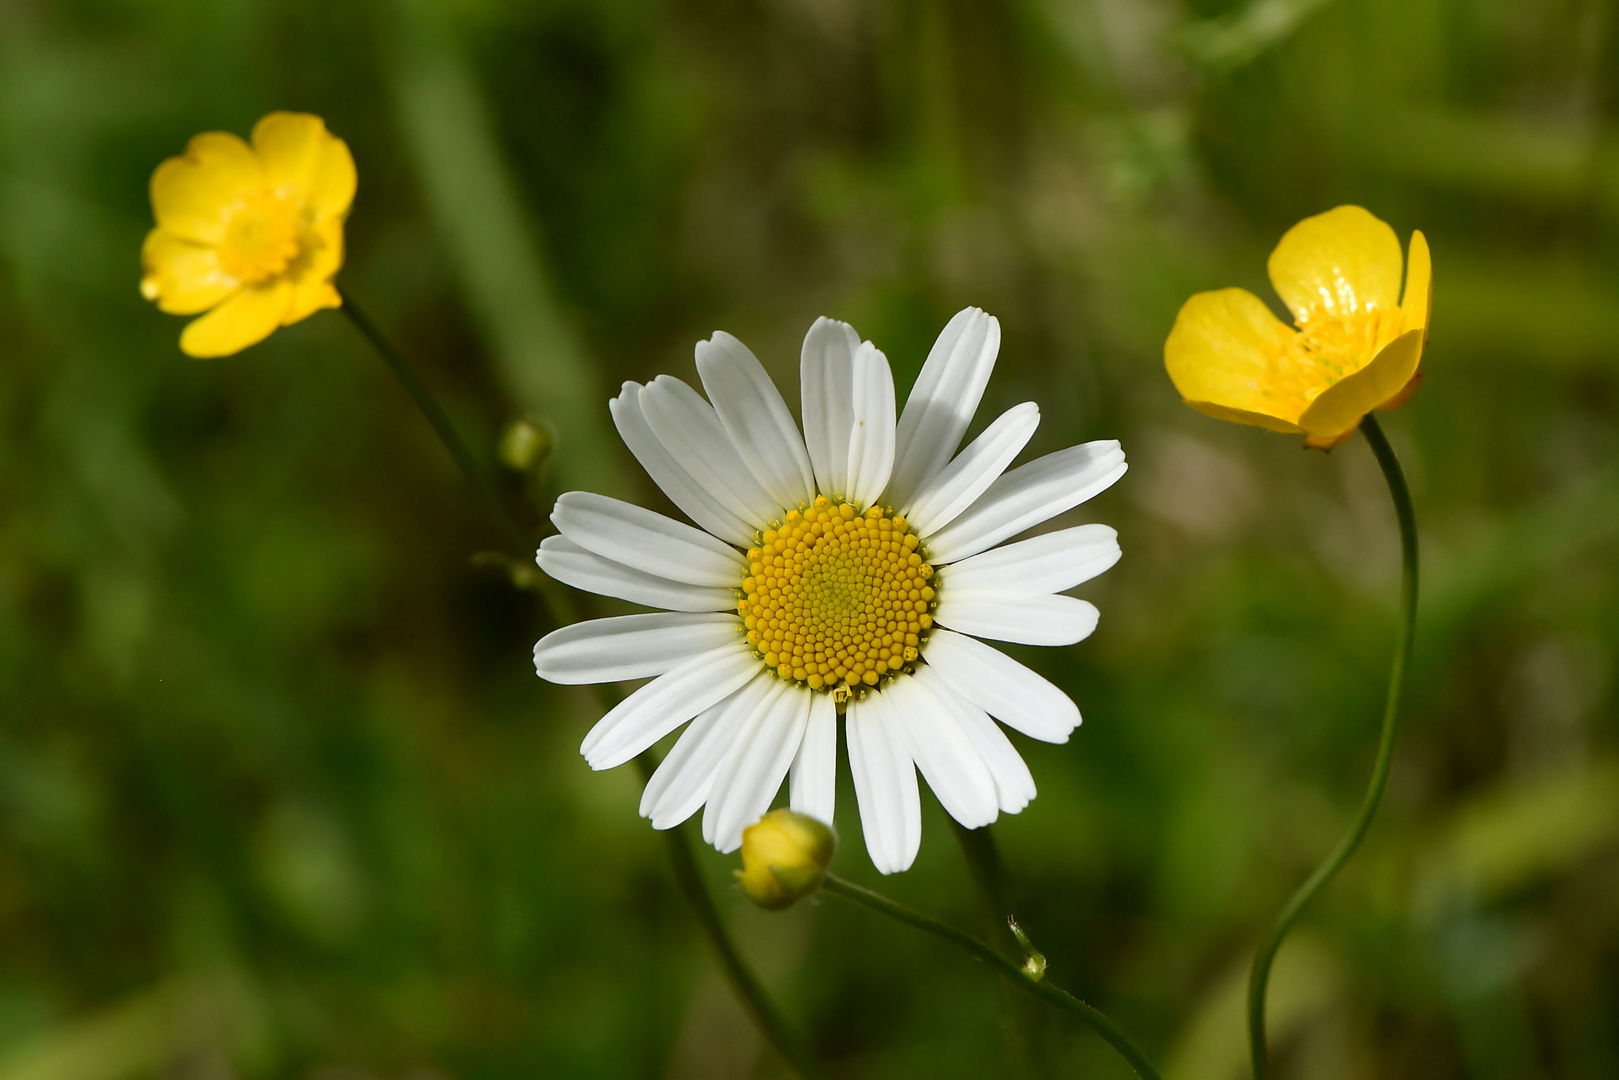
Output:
140,228,239,314
1267,206,1403,326
179,280,294,358
306,131,357,222
252,113,324,193
1297,328,1424,438
1376,370,1423,413
283,217,345,324
1165,287,1302,426
251,112,357,221
1303,429,1357,452
1400,229,1431,342
1184,400,1303,434
150,132,262,246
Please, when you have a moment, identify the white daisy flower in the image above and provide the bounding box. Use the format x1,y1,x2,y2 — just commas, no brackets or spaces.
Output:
533,309,1126,873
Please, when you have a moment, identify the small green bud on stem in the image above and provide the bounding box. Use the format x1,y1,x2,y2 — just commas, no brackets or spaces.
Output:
1008,917,1047,982
497,416,554,472
471,551,543,590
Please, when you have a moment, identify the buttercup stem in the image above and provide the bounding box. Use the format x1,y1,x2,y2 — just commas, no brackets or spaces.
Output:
1246,413,1419,1079
338,292,518,539
821,873,1162,1080
951,822,1050,1078
335,300,812,1073
633,752,822,1079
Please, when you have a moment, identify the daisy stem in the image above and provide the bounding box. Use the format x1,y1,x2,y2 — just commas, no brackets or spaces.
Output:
338,292,521,541
1246,413,1418,1080
633,750,823,1080
951,822,1051,1078
586,682,816,1075
821,873,1162,1080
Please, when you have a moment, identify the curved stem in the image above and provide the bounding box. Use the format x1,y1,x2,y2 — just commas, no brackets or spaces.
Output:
335,298,813,1074
822,874,1162,1080
952,822,1050,1077
338,292,520,540
635,753,822,1079
1247,414,1418,1079
595,683,817,1074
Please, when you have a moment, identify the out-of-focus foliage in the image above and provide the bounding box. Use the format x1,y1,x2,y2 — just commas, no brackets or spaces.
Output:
1,0,1615,1077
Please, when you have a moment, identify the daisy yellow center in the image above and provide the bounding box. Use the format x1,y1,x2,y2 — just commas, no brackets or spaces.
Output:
738,497,935,695
218,190,303,284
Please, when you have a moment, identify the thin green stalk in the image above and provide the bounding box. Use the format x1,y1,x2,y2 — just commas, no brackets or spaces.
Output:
592,695,814,1073
334,298,812,1074
338,292,518,539
1247,413,1419,1079
583,620,815,1074
952,822,1050,1077
822,873,1162,1080
572,644,819,1075
577,626,818,1072
951,821,1015,940
634,753,822,1079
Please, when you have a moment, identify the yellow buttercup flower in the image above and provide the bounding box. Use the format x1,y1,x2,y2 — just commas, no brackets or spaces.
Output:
141,112,356,358
1164,206,1431,449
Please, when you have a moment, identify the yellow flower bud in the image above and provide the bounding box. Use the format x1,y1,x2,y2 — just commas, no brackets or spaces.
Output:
735,809,836,911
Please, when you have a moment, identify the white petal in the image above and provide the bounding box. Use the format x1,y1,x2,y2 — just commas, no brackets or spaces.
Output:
534,612,742,684
920,629,1080,743
846,690,922,874
800,317,860,499
886,309,1000,509
611,382,757,546
697,332,816,510
936,525,1120,595
538,535,736,612
847,341,896,508
934,591,1099,646
640,376,778,528
886,674,998,829
552,491,746,589
703,682,813,852
640,673,772,829
913,666,1035,814
581,641,759,769
789,692,837,824
904,402,1039,535
924,441,1127,564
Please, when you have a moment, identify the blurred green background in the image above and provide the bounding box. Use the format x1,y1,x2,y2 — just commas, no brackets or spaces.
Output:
2,0,1617,1077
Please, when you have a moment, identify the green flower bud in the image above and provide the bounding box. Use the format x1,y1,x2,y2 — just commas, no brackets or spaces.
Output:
735,809,836,910
497,417,553,471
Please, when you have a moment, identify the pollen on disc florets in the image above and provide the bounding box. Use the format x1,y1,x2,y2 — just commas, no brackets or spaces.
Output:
738,496,936,695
